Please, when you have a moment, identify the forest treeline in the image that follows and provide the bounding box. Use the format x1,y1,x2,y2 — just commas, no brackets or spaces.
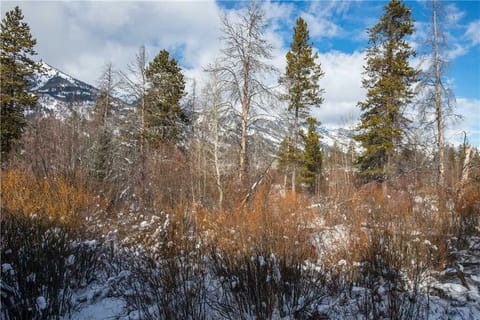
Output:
1,1,479,319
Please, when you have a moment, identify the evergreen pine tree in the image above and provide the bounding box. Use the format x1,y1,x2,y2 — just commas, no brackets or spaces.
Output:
0,6,39,160
280,17,324,192
91,128,114,180
354,0,418,182
93,91,110,124
277,137,294,173
300,117,322,193
145,49,187,144
277,136,294,190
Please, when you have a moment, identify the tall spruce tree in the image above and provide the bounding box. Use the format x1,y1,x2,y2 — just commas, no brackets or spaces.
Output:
300,117,323,193
354,0,418,182
0,6,39,160
280,17,324,192
145,49,187,144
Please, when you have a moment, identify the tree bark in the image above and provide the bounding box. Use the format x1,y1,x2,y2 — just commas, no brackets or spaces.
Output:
291,107,299,193
433,0,445,190
239,59,250,190
457,145,471,201
239,101,249,188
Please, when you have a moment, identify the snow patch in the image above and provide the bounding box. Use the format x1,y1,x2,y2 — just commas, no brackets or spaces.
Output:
36,296,47,311
69,297,126,320
1,263,14,274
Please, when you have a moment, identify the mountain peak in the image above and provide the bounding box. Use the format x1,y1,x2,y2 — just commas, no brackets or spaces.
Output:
30,61,98,104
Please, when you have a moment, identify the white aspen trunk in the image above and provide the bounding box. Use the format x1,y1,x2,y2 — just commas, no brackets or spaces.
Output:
457,146,472,201
214,119,223,209
140,81,146,154
460,147,472,186
212,83,224,210
190,80,197,204
239,60,250,189
240,109,248,186
104,89,109,127
433,0,445,189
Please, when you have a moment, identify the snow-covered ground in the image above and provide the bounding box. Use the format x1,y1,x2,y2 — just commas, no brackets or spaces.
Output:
57,234,479,320
69,298,126,320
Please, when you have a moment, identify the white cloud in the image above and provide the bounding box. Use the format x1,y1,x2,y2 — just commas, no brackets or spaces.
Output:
445,3,465,25
261,1,296,28
298,0,352,40
446,43,469,60
1,1,222,85
302,12,342,39
447,98,480,146
465,19,480,46
314,50,366,129
308,0,351,19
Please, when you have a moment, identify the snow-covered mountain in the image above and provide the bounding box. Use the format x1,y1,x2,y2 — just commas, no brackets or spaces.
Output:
31,61,98,103
319,127,355,150
28,62,99,119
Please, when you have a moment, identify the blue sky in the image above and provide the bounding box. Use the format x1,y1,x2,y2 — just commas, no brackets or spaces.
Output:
2,0,479,146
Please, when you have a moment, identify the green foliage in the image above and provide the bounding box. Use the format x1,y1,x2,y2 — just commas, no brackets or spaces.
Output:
93,90,110,124
90,128,114,181
0,6,39,160
277,136,295,173
145,49,188,144
300,117,322,192
281,17,324,120
354,0,418,182
280,17,324,178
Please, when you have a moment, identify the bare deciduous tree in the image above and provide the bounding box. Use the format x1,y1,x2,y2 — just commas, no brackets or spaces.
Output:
203,68,230,209
208,2,277,191
120,46,149,154
95,62,118,128
418,0,457,191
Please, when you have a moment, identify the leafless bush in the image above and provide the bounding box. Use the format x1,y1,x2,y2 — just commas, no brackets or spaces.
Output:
332,183,444,319
125,248,208,320
203,188,328,319
351,229,434,319
453,183,480,236
0,210,104,320
16,114,89,182
209,250,328,320
121,206,208,320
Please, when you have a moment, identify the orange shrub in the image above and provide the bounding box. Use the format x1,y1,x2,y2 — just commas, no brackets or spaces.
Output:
454,183,480,235
1,168,100,223
200,185,316,262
